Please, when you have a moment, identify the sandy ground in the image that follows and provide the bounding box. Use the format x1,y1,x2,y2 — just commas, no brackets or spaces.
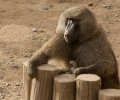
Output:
0,0,120,100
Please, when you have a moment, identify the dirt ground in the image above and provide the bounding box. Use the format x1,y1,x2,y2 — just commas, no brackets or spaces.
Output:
0,0,120,100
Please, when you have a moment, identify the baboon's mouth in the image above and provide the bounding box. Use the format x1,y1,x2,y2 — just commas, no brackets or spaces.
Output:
64,36,74,43
64,35,69,42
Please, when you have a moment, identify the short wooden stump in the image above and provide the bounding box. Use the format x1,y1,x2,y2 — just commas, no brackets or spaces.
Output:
53,74,76,100
76,74,101,100
99,89,120,100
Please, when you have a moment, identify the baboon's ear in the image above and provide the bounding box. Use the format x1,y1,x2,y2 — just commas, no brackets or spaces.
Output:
56,13,67,34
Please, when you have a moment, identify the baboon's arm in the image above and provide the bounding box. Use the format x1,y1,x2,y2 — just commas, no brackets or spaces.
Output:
30,50,49,67
24,34,66,79
73,60,115,77
24,49,49,79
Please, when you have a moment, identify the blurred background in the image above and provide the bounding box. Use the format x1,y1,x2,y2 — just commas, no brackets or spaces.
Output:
0,0,120,100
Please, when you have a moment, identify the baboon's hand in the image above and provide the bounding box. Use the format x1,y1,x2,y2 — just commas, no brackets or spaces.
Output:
66,60,77,74
66,67,76,74
70,60,77,68
73,67,84,76
23,61,37,79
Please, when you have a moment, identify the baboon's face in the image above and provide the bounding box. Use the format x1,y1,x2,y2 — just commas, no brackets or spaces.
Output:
64,19,80,43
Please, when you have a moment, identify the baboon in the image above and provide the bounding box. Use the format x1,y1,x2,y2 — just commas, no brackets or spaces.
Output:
24,8,84,79
57,6,120,89
24,6,119,88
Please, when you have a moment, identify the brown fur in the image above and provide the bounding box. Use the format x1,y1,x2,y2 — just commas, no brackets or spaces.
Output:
24,34,72,78
72,27,119,88
56,6,119,89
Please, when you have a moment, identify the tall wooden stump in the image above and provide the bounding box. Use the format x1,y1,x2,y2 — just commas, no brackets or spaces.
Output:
30,64,62,100
99,89,120,100
76,74,101,100
23,63,32,100
53,74,76,100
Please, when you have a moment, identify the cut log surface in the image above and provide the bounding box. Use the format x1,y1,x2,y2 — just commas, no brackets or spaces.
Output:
99,89,120,100
53,74,76,100
76,74,101,100
30,64,62,100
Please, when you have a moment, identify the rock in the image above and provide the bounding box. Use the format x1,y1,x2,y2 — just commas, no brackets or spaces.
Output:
49,4,54,8
39,29,45,33
103,4,113,9
32,28,37,32
88,3,94,7
23,54,29,57
9,56,14,58
43,7,49,10
106,30,110,34
10,63,19,69
5,83,10,86
42,5,49,10
12,65,19,69
15,81,22,86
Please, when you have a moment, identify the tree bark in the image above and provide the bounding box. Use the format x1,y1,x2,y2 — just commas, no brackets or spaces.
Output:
99,89,120,100
76,74,101,100
23,64,32,100
30,64,63,100
53,74,76,100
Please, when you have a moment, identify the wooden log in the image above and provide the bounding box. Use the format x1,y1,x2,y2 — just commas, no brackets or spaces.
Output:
23,62,32,100
99,89,120,100
53,74,76,100
30,64,63,100
76,74,101,100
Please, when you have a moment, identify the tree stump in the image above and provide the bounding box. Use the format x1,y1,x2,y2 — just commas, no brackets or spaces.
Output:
53,74,76,100
30,64,63,100
76,74,101,100
23,63,32,100
99,89,120,100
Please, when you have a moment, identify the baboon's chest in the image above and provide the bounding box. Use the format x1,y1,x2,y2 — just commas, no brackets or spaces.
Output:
72,45,98,67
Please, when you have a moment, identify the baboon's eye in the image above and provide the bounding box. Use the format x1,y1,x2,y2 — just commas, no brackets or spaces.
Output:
74,24,79,31
65,19,72,29
66,18,74,25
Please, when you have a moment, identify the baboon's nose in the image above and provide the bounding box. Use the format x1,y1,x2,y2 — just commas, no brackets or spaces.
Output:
65,34,68,37
64,34,70,39
64,31,69,37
